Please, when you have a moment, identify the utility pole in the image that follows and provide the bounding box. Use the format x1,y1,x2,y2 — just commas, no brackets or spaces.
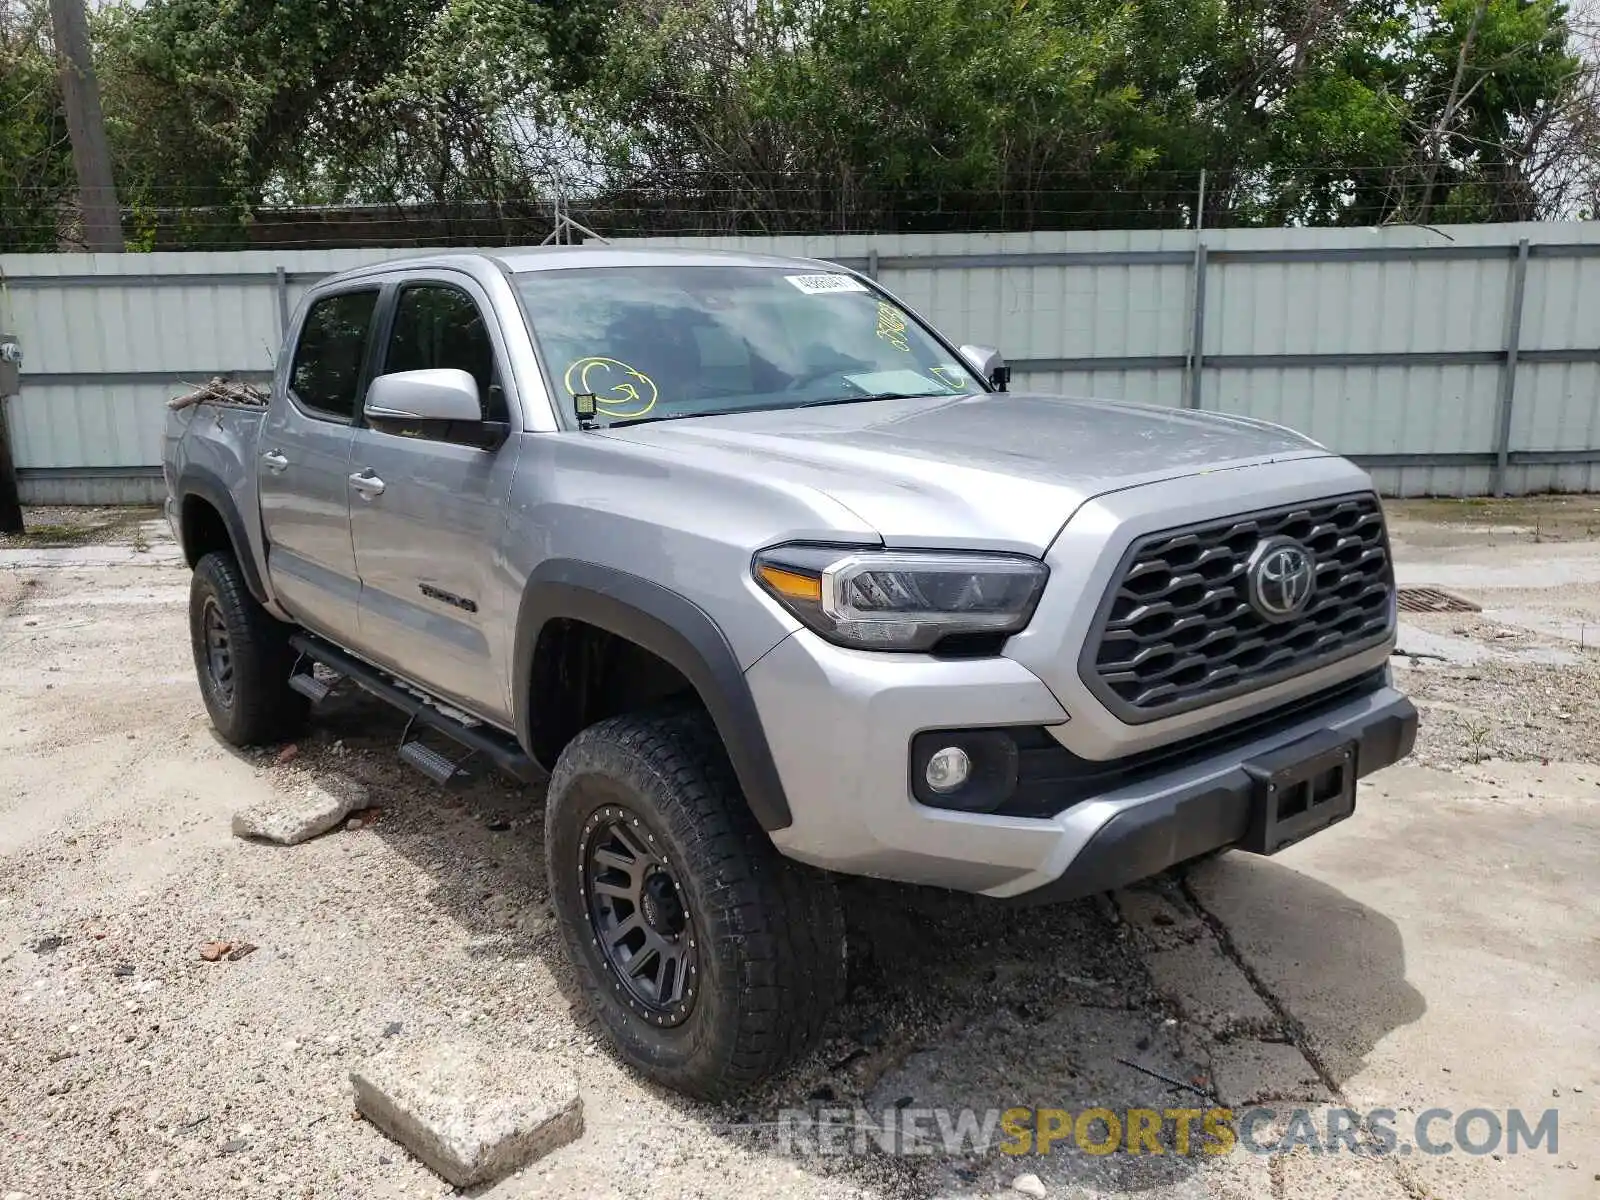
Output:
50,0,124,252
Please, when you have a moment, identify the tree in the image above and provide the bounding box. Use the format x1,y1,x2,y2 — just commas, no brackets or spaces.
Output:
91,0,615,225
0,0,72,252
6,0,1589,240
1396,0,1583,222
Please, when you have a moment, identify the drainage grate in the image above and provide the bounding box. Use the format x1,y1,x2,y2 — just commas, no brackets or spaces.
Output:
1396,586,1481,614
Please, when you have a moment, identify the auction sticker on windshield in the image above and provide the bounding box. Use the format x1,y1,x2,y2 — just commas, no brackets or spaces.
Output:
786,273,869,295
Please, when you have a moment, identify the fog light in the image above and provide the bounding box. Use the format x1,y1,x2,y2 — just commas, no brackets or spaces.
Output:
925,746,972,793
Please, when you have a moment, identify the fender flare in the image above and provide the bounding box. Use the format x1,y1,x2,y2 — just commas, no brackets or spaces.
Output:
176,467,270,605
513,560,794,833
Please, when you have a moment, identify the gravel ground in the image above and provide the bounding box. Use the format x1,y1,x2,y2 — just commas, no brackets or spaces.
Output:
0,526,1162,1200
1386,494,1600,547
2,501,1596,1200
1396,617,1600,767
0,506,159,550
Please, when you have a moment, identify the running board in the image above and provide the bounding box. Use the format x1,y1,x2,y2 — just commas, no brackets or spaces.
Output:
288,671,336,703
398,739,468,786
287,634,543,784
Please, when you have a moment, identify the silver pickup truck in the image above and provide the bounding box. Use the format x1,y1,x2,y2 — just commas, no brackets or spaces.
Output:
163,246,1417,1099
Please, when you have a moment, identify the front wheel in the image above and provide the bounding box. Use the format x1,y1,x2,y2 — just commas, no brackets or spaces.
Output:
546,708,845,1101
188,551,307,746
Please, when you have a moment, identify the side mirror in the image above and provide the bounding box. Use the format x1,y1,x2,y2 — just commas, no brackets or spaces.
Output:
365,368,483,423
959,344,1010,392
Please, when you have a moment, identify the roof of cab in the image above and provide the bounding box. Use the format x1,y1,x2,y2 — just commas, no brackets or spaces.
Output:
318,244,842,288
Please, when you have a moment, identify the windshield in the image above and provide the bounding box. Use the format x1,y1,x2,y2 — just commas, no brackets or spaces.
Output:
513,265,982,427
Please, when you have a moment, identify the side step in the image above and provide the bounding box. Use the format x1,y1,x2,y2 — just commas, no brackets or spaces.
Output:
288,633,544,784
288,671,336,703
398,739,469,786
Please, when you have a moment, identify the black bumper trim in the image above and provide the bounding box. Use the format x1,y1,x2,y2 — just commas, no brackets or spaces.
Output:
1003,691,1418,906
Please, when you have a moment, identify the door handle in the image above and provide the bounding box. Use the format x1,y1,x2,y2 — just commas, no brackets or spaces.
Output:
349,470,386,500
261,450,289,474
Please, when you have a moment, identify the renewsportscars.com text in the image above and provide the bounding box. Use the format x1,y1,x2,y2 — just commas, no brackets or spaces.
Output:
775,1105,1560,1159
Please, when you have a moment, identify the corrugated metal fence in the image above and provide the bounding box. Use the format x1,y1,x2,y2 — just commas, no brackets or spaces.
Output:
3,222,1599,503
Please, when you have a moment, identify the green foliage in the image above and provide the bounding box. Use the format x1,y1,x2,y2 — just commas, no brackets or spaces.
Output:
0,1,72,251
568,0,1585,229
0,0,1589,242
1396,0,1582,220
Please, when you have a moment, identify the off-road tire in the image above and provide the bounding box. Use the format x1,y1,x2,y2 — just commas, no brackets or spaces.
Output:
546,707,845,1101
189,551,308,746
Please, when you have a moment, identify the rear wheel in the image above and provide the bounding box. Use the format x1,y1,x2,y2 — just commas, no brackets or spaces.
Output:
546,708,845,1101
188,551,307,746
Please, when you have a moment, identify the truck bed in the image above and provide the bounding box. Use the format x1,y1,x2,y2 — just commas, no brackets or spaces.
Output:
162,399,271,580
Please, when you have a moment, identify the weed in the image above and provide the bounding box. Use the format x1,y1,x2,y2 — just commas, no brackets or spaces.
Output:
1464,720,1493,764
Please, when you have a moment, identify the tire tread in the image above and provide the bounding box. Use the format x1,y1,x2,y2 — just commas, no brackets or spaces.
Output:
189,551,307,746
547,707,844,1100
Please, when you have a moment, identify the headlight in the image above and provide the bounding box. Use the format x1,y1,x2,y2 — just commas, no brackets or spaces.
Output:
752,544,1049,652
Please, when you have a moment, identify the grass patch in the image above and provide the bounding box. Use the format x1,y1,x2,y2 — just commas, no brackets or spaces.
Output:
9,522,99,547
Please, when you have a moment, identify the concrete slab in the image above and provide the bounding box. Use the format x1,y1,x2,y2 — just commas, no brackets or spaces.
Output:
1393,550,1600,590
1114,887,1209,949
1186,763,1600,1200
1208,1041,1328,1107
1392,622,1580,667
1141,940,1280,1038
232,776,368,845
0,544,183,569
867,1002,1215,1197
351,1041,583,1188
1275,1146,1412,1200
1479,606,1600,649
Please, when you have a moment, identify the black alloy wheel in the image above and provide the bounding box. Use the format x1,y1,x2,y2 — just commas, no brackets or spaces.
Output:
581,805,700,1026
200,596,235,706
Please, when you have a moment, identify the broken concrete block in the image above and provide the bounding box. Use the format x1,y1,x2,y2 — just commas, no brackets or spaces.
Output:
232,776,367,846
351,1041,582,1188
1210,1039,1329,1106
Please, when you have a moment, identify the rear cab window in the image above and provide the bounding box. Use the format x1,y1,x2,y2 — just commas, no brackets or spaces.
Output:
289,290,381,421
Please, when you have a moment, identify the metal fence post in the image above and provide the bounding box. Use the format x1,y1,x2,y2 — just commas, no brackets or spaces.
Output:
274,266,290,346
865,248,879,280
1491,238,1531,497
1185,242,1208,409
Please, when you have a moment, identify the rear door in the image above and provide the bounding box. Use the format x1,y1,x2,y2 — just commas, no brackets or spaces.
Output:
345,274,523,723
258,286,380,644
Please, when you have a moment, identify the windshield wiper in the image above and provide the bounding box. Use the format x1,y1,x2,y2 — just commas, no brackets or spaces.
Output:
602,411,713,430
794,391,947,409
601,391,954,430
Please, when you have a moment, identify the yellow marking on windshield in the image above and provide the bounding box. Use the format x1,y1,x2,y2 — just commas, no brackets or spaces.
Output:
563,356,659,419
929,365,968,392
876,303,911,353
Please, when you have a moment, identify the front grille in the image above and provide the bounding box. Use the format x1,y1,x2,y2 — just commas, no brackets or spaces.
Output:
1082,493,1394,722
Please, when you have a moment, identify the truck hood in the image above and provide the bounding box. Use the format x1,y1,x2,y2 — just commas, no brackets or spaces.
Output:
598,391,1333,553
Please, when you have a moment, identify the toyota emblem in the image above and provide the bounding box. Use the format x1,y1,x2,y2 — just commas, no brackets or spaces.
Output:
1247,537,1316,621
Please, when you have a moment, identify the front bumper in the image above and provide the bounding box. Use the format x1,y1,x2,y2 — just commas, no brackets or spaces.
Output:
747,628,1417,900
1001,688,1416,905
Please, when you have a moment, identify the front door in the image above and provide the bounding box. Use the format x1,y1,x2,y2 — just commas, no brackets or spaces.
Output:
257,286,380,645
346,276,522,724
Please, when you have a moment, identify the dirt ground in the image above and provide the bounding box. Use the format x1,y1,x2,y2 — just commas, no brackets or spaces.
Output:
0,499,1596,1200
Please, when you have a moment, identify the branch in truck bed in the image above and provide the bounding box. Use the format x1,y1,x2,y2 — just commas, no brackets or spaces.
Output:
167,377,270,411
